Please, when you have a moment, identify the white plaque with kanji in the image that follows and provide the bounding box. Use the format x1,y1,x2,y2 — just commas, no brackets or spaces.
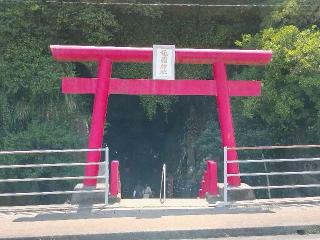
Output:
153,45,175,80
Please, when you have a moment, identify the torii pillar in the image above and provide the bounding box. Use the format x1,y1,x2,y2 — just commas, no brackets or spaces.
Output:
85,58,112,181
50,45,272,187
214,62,240,185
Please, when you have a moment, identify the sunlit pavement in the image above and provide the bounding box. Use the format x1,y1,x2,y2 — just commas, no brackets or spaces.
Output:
0,197,320,239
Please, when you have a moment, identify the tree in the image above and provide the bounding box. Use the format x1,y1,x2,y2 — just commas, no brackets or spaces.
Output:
0,1,120,204
262,0,320,29
235,25,320,143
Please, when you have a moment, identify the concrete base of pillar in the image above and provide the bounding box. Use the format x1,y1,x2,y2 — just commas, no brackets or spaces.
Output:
206,183,255,203
70,183,120,205
219,183,255,201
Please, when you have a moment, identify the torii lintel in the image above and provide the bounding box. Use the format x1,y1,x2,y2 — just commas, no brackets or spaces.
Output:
62,78,261,96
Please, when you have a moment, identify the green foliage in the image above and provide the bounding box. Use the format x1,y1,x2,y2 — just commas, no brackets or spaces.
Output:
55,3,119,44
0,1,119,203
0,1,119,46
0,120,87,205
235,25,320,142
1,0,319,201
262,0,320,28
139,96,177,120
112,4,263,119
0,37,75,132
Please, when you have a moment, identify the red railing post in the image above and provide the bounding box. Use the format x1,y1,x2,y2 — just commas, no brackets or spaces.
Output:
199,161,218,198
199,179,206,198
207,160,218,197
204,170,209,193
110,160,119,196
199,188,205,198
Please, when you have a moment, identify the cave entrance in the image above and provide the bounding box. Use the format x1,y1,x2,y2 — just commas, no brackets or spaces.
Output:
106,95,190,199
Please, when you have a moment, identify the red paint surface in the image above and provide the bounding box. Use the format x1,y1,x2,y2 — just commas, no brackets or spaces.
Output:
62,78,97,94
110,160,120,196
207,161,218,196
201,180,206,192
204,171,209,193
62,78,261,96
51,45,272,187
199,161,217,197
198,188,205,199
51,45,272,65
84,59,112,186
199,179,206,199
214,63,241,186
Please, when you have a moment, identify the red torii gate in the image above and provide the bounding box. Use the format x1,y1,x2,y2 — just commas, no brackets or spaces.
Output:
50,45,272,187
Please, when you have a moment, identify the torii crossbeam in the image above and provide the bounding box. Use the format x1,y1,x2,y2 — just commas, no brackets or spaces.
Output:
51,45,272,187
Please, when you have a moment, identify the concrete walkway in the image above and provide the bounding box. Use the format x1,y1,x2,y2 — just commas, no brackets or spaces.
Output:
0,198,319,239
184,235,320,240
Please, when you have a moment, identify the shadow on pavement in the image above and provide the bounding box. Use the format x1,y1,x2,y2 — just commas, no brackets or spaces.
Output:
13,204,273,222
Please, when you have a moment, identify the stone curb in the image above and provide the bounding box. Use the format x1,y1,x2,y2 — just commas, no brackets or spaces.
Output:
2,225,319,240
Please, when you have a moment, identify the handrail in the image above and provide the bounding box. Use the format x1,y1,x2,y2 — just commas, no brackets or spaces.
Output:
160,163,166,204
0,189,105,197
0,147,110,206
0,162,104,169
227,157,320,164
228,170,320,177
223,145,320,206
227,144,320,151
0,175,105,183
0,148,105,155
228,184,320,190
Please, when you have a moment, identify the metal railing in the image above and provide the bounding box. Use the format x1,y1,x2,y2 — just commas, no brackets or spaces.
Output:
160,163,166,204
223,145,320,205
0,146,110,205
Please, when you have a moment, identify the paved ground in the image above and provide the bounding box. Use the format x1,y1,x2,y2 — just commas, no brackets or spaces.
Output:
0,197,319,239
113,198,210,207
183,235,320,240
